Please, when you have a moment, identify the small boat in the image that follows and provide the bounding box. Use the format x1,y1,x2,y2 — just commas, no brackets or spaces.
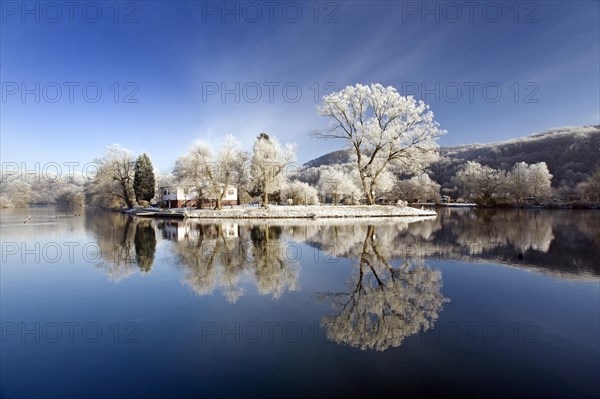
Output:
153,211,186,219
437,203,477,207
135,211,156,217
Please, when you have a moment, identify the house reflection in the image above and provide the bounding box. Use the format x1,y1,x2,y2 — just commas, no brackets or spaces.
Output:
160,221,298,303
158,220,239,242
84,208,599,352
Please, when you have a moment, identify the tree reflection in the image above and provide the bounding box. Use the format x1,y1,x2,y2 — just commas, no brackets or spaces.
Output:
288,209,598,278
167,222,299,302
170,223,249,303
85,210,157,281
452,209,554,255
316,225,449,351
134,221,156,273
250,225,299,300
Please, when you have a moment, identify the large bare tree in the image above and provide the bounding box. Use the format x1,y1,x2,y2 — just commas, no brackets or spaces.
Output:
315,83,445,205
86,145,136,208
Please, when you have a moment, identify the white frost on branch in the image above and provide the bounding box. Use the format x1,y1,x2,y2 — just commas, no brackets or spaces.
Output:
315,83,445,205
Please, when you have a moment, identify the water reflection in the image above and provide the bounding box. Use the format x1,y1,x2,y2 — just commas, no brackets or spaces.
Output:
315,225,448,351
161,221,299,303
85,211,157,281
399,209,600,277
172,223,249,303
157,219,448,350
449,209,555,253
82,208,600,286
249,225,300,300
134,221,156,273
8,207,599,354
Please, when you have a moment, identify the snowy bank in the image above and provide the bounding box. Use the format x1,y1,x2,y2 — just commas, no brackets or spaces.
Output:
184,205,436,219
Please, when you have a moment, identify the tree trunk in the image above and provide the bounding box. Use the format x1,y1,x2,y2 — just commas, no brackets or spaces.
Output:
366,190,375,205
122,184,134,209
215,187,227,210
359,174,374,205
262,190,269,208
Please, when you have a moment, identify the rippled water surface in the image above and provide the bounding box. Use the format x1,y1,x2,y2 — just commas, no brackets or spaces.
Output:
1,207,599,398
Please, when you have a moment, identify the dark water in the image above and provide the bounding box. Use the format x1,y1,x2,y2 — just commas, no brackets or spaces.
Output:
1,207,599,399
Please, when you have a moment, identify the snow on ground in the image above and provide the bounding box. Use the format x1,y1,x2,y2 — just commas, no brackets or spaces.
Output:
184,205,436,219
181,215,436,228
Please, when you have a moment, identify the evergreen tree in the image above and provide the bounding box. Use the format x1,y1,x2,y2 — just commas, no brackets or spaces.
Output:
133,153,156,204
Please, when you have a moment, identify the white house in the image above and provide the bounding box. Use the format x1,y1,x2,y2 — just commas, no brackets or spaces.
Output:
160,185,237,208
161,186,197,208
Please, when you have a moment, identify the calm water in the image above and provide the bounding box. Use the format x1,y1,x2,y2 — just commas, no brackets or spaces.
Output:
1,207,599,398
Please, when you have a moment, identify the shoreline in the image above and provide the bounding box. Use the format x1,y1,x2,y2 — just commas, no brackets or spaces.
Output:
128,205,437,219
410,202,600,209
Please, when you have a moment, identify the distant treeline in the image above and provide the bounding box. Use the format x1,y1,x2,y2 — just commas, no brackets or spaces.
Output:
3,125,599,208
305,125,600,206
430,125,600,191
0,174,85,208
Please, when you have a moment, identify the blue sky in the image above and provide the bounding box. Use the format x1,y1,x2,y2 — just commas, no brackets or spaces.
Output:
1,0,599,172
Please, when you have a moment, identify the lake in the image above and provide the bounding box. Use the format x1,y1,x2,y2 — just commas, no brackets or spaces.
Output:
1,207,599,398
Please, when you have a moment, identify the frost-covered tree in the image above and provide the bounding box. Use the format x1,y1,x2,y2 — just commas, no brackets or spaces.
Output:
281,181,319,205
369,168,396,201
86,145,136,208
155,170,174,188
397,173,441,203
211,135,241,209
315,83,445,205
56,186,85,206
3,181,32,208
317,164,361,204
1,169,86,208
577,165,600,202
133,153,156,205
454,161,508,206
508,162,530,205
250,133,296,208
173,141,213,208
508,161,553,203
232,150,252,204
174,136,242,209
528,162,553,199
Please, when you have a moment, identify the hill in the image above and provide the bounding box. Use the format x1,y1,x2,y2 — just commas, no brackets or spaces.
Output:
304,125,600,189
304,149,351,168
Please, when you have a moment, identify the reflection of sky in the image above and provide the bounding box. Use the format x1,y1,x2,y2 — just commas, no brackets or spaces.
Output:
1,208,599,397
